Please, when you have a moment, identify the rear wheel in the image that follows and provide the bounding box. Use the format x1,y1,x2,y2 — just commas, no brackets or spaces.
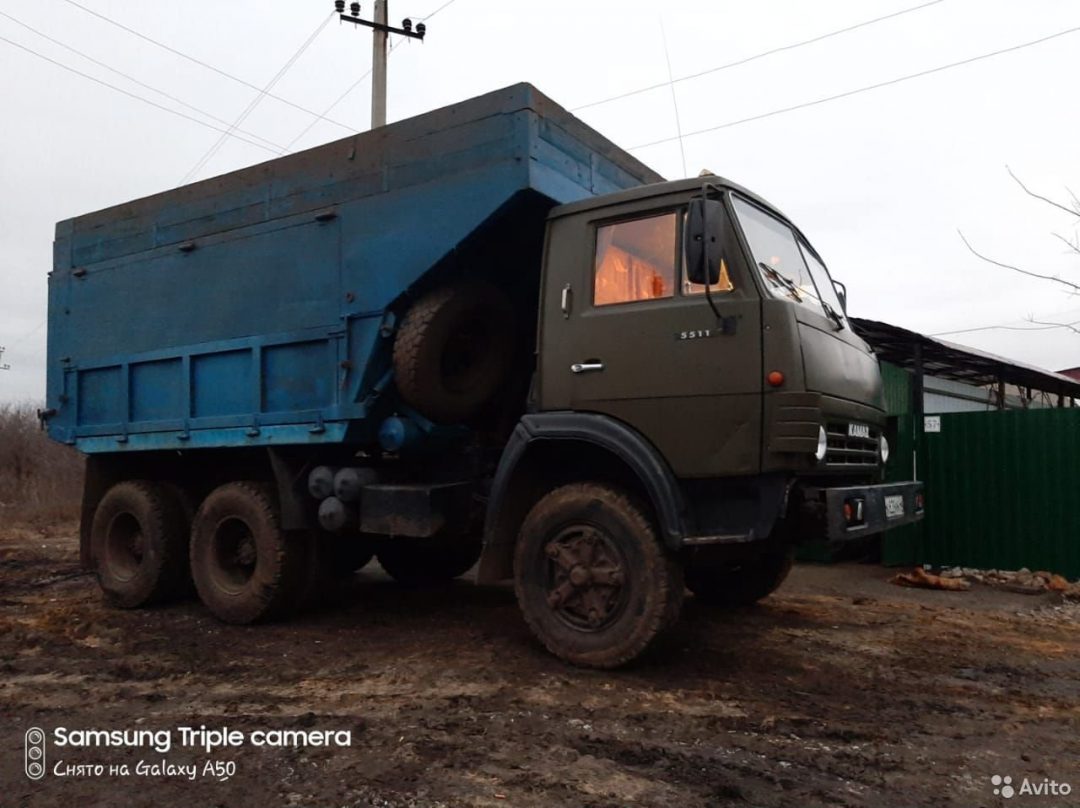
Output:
91,480,190,608
685,547,795,606
513,483,683,669
376,535,481,587
189,482,307,624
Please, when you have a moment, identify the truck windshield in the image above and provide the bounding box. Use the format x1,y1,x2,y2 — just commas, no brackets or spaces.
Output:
732,197,846,326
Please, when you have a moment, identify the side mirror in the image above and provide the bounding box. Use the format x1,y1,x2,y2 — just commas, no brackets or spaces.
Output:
685,198,726,286
833,279,848,313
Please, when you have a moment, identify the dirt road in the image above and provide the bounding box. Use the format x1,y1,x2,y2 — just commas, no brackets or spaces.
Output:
3,524,1078,807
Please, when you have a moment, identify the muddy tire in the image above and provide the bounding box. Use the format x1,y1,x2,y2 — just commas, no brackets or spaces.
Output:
513,483,683,669
90,480,190,608
686,547,795,606
189,482,307,624
392,282,515,424
377,536,481,587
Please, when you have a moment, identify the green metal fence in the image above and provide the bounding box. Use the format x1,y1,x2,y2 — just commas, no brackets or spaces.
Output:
913,408,1080,577
878,359,1080,577
880,360,912,416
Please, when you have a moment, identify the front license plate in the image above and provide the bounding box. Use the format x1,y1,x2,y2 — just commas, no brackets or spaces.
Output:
884,495,905,519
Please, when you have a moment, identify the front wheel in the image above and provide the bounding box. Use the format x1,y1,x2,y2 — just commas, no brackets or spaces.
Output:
513,483,683,669
685,547,795,607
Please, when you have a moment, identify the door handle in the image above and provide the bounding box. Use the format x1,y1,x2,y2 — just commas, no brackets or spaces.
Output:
571,362,604,374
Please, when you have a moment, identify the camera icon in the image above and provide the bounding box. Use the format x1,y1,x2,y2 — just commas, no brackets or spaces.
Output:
25,727,46,780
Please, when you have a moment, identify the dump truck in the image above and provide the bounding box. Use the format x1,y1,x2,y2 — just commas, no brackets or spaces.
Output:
44,83,923,668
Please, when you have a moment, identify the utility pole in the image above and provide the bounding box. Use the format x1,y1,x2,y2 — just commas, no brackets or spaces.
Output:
371,0,387,128
333,1,426,130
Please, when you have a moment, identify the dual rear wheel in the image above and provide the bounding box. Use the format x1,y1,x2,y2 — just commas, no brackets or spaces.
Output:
92,480,316,622
92,479,476,623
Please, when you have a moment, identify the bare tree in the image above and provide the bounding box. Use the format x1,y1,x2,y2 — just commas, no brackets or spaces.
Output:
958,167,1080,330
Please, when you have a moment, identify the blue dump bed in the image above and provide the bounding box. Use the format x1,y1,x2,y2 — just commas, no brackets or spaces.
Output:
46,83,662,453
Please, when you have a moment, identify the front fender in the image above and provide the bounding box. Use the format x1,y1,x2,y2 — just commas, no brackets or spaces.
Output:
476,412,689,583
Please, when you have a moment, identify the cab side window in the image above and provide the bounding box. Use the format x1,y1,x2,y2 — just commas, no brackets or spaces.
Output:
594,212,677,306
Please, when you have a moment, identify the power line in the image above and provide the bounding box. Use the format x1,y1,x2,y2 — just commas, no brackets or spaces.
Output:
930,309,1080,336
932,321,1080,336
630,23,1080,151
281,38,404,154
572,0,948,112
181,12,334,184
0,34,281,155
7,321,45,350
57,0,355,132
0,9,285,152
658,19,686,178
418,0,459,21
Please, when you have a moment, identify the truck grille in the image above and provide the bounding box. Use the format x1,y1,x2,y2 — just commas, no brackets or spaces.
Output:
825,423,880,467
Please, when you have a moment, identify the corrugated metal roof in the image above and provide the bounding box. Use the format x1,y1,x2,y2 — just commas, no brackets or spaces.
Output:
853,317,1080,399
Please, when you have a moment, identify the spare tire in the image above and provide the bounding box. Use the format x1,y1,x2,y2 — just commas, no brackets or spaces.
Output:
393,282,515,424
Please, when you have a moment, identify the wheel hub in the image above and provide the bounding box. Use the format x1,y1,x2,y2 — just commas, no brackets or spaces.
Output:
544,526,626,630
212,518,258,590
235,538,257,567
105,512,145,581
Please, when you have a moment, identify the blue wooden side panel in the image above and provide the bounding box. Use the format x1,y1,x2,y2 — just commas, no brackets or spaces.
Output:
46,83,664,454
63,215,342,359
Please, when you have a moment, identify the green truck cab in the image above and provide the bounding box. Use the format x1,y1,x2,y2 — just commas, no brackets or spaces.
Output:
478,176,923,666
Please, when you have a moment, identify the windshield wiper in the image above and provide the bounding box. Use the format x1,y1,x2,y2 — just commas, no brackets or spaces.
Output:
759,262,844,331
758,262,802,301
820,300,845,331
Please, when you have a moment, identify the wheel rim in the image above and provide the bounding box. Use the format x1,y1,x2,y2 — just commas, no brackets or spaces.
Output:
543,524,628,631
211,517,258,592
104,512,144,581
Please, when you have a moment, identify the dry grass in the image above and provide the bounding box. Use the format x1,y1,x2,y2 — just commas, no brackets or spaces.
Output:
0,403,83,526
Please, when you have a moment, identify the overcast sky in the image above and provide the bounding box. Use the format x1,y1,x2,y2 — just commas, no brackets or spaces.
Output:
2,0,1079,402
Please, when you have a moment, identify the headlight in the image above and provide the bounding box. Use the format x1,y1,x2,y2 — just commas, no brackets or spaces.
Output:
880,435,890,464
815,425,828,462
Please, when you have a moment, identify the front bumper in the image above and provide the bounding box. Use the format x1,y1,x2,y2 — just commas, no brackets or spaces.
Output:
805,480,924,541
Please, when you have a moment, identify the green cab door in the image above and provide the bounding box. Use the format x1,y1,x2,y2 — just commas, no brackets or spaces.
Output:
538,195,763,478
